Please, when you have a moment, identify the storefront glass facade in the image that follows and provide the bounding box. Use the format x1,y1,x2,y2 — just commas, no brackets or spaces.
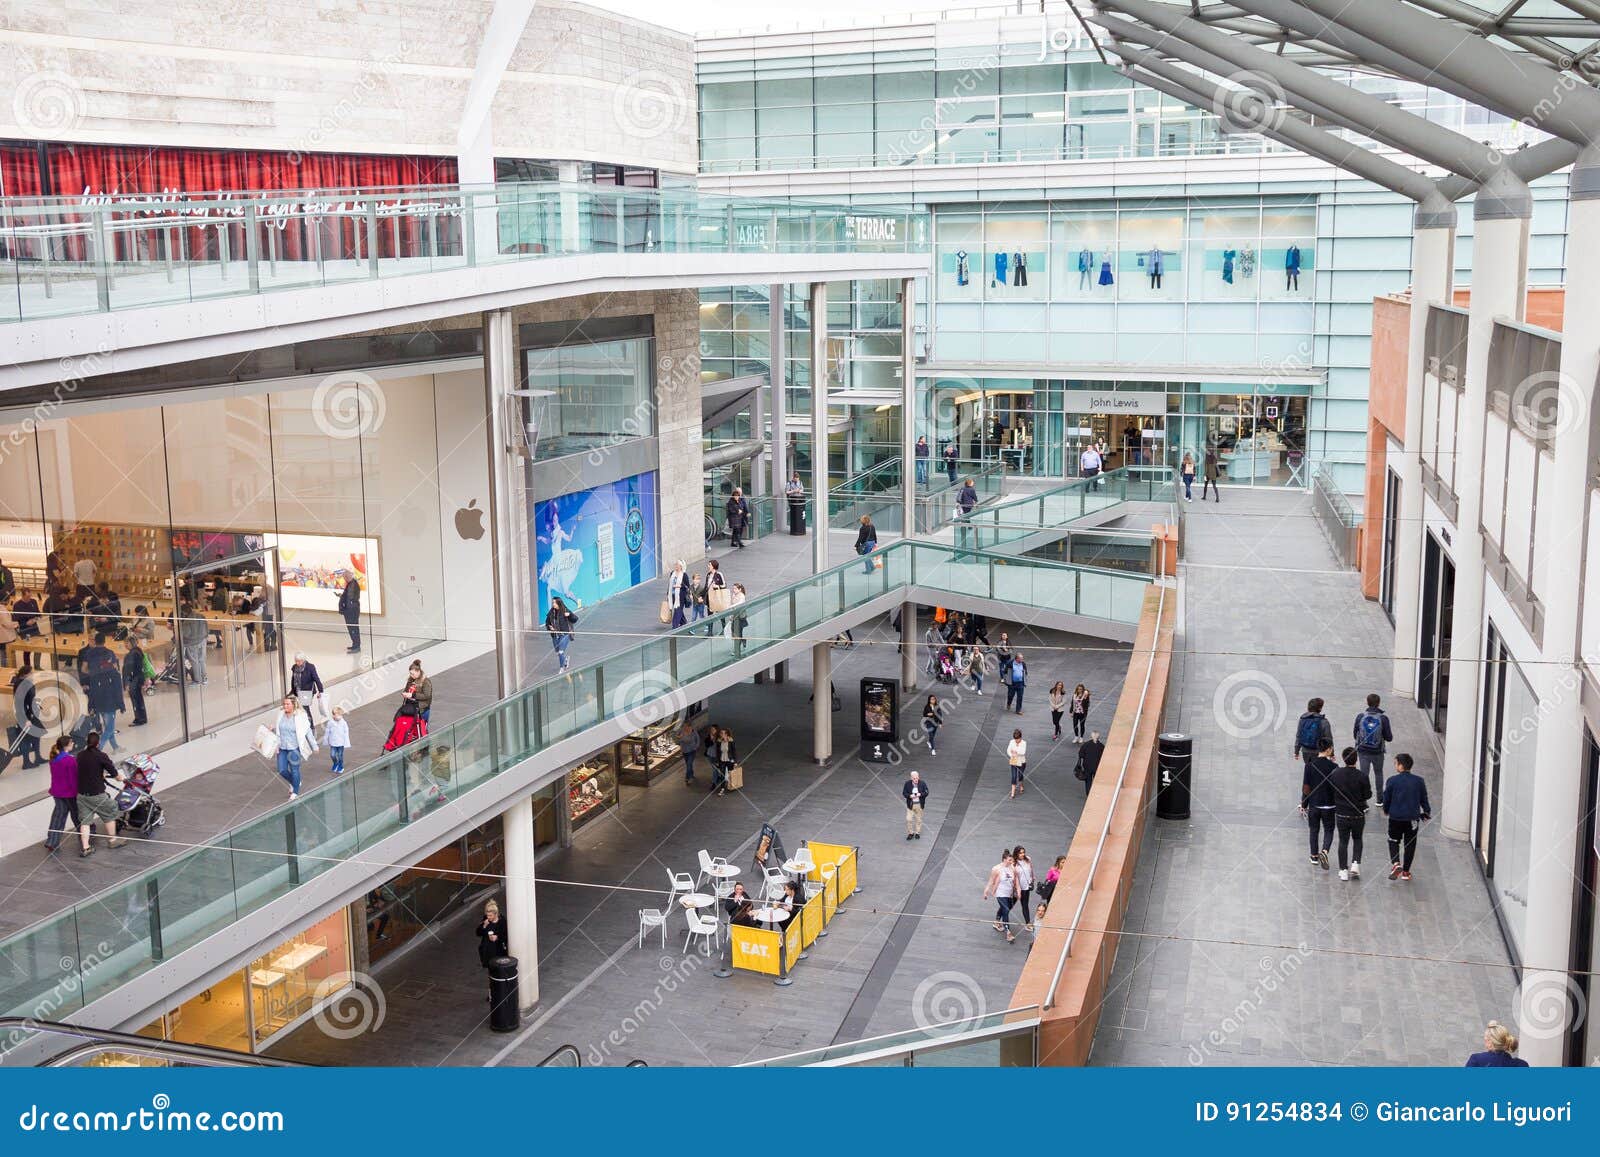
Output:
1476,623,1539,959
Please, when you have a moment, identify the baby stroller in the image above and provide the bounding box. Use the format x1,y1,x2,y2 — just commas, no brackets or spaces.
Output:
152,647,191,687
935,647,958,684
383,706,428,753
114,753,165,836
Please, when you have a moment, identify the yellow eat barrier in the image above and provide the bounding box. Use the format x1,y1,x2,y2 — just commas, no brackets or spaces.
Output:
725,838,861,984
728,925,783,976
800,892,823,947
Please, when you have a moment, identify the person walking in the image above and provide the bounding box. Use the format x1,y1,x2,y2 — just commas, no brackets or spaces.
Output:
1036,855,1067,920
1005,651,1027,714
678,719,701,786
994,632,1014,679
1201,446,1221,501
80,632,124,752
178,599,209,685
44,735,78,852
1380,752,1430,881
915,435,930,485
1080,441,1102,483
1293,697,1333,765
1075,730,1104,793
704,559,728,636
965,646,985,695
122,640,149,727
725,487,751,550
923,622,942,675
957,477,978,517
1300,740,1338,870
688,571,708,631
74,732,126,858
1353,692,1395,796
290,652,325,738
272,695,314,801
943,441,959,483
338,574,362,653
786,473,806,535
712,726,737,796
476,899,508,968
1006,728,1027,799
1049,681,1067,740
1069,682,1090,740
921,694,943,756
1180,451,1196,502
1330,745,1372,881
729,583,749,656
903,769,928,840
545,596,578,672
1465,1022,1529,1067
326,706,351,776
982,849,1019,943
855,514,878,574
1012,845,1037,932
667,560,688,629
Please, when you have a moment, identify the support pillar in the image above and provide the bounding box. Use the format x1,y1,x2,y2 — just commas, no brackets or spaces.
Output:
769,283,787,502
483,309,529,697
502,794,540,1011
1518,148,1600,1066
1392,206,1457,698
900,601,918,693
900,276,917,538
812,642,832,765
751,376,767,500
1440,172,1530,839
809,281,829,574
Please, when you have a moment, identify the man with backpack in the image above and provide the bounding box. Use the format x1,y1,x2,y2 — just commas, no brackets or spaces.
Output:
1292,697,1332,765
1352,692,1394,795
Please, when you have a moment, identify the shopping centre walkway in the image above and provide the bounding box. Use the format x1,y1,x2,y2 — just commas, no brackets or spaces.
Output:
0,523,887,941
273,619,1132,1066
1091,489,1514,1066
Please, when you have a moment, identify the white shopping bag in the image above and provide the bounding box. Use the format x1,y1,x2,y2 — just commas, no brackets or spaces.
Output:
252,724,280,760
310,693,329,727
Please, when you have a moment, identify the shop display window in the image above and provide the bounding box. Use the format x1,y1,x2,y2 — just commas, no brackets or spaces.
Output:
1050,212,1117,300
247,910,352,1046
1119,212,1185,301
984,213,1047,303
568,754,619,828
936,214,982,302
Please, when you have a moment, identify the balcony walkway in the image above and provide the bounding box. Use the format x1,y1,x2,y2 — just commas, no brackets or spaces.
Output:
1091,488,1514,1066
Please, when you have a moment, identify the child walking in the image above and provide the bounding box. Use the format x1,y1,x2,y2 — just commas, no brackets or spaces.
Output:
326,705,351,775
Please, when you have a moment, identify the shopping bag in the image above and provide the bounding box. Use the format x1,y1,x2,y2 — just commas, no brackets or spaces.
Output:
252,724,280,760
310,694,329,727
873,556,885,570
659,600,671,625
727,763,745,791
708,587,731,614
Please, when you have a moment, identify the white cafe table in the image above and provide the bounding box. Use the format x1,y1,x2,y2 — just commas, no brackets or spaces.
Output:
706,863,739,897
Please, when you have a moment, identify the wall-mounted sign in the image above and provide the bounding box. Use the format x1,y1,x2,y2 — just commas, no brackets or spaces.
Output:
735,223,768,246
1062,390,1166,416
844,216,899,243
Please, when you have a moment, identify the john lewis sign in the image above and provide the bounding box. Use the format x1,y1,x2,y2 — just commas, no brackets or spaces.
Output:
1062,390,1166,416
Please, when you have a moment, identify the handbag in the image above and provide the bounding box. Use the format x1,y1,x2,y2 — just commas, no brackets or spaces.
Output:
708,587,731,614
659,600,671,625
252,724,280,760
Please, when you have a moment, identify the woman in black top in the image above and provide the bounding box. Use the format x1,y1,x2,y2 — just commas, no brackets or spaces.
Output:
922,695,943,757
476,899,508,967
544,596,577,673
711,726,737,796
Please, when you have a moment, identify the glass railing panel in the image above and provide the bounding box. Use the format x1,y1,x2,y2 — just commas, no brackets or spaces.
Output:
151,844,239,958
290,773,361,873
672,629,720,684
792,580,825,633
0,911,84,1019
993,557,1074,610
348,751,409,848
229,812,296,911
1076,567,1114,621
75,877,161,1005
1111,574,1149,622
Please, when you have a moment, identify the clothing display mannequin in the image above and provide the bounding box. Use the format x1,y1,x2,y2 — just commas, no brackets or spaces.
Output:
1077,247,1093,290
1012,252,1027,287
1097,258,1114,287
954,249,969,286
993,250,1008,287
1222,248,1236,285
1239,245,1256,280
1285,244,1302,290
1144,247,1164,289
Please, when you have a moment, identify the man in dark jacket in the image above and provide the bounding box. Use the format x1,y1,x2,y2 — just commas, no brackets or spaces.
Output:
1300,740,1339,870
914,436,930,485
1352,692,1395,795
1075,731,1105,794
1329,746,1372,880
957,477,979,517
1379,753,1430,881
1292,697,1333,764
855,515,878,575
903,770,929,839
338,576,362,652
725,487,751,550
943,441,959,483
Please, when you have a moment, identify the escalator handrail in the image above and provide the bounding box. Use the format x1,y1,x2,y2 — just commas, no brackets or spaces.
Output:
0,1016,305,1067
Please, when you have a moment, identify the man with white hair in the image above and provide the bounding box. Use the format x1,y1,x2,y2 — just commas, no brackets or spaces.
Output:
902,769,929,840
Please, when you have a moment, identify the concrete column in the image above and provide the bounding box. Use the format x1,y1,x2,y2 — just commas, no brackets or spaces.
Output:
768,283,787,502
502,794,540,1010
812,641,833,764
456,118,499,265
751,382,767,499
900,600,918,693
1517,150,1600,1066
1392,211,1456,699
809,281,829,573
900,276,917,538
557,160,582,254
1440,174,1530,839
483,309,529,697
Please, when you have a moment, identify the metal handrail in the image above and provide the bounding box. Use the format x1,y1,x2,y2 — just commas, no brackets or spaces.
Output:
1042,546,1171,1011
0,1017,304,1067
739,1004,1041,1066
537,1043,582,1067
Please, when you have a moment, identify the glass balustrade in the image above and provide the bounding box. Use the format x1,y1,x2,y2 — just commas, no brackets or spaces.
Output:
0,184,930,324
0,537,1147,1028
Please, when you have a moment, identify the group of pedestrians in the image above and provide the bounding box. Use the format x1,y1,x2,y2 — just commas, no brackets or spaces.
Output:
981,845,1062,943
678,719,739,795
44,730,128,858
1295,693,1431,882
1178,448,1223,502
665,559,750,651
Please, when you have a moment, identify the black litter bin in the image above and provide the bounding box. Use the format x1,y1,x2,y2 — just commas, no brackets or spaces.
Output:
1155,733,1192,820
788,498,807,535
488,956,521,1033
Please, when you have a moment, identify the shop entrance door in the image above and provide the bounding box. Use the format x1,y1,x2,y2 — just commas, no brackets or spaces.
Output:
171,548,286,740
1416,533,1454,734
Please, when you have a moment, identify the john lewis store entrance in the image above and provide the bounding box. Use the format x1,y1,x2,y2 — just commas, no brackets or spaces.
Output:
922,377,1310,485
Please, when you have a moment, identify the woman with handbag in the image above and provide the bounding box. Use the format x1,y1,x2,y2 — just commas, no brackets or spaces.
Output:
705,560,729,633
711,726,737,797
729,583,749,656
665,560,688,629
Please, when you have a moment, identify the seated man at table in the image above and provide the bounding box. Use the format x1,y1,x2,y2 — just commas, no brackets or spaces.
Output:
722,882,751,918
44,585,84,635
12,589,40,638
85,585,120,636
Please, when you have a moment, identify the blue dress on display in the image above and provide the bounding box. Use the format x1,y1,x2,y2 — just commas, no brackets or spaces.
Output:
1222,249,1236,284
993,250,1009,286
1097,259,1114,286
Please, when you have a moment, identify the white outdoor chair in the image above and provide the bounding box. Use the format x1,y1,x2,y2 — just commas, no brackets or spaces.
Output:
668,868,695,896
765,880,788,901
762,865,788,894
638,903,670,949
695,849,728,891
792,847,815,875
684,909,719,956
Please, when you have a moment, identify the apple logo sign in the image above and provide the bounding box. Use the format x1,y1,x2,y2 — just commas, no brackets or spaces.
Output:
455,499,486,541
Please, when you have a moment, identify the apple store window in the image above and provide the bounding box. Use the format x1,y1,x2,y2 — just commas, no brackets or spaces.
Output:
522,334,655,459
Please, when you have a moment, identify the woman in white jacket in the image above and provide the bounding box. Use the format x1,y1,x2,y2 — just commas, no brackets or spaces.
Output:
270,695,315,799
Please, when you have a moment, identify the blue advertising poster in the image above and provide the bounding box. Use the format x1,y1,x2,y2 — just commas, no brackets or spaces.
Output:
533,471,659,614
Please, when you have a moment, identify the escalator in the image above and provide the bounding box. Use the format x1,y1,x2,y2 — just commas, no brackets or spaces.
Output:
1,1017,304,1068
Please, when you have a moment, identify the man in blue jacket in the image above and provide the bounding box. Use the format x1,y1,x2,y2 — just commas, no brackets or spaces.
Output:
1352,692,1394,795
1379,753,1430,881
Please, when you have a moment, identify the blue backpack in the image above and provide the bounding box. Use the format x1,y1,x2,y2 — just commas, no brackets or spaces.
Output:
1356,711,1386,751
1295,713,1324,753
